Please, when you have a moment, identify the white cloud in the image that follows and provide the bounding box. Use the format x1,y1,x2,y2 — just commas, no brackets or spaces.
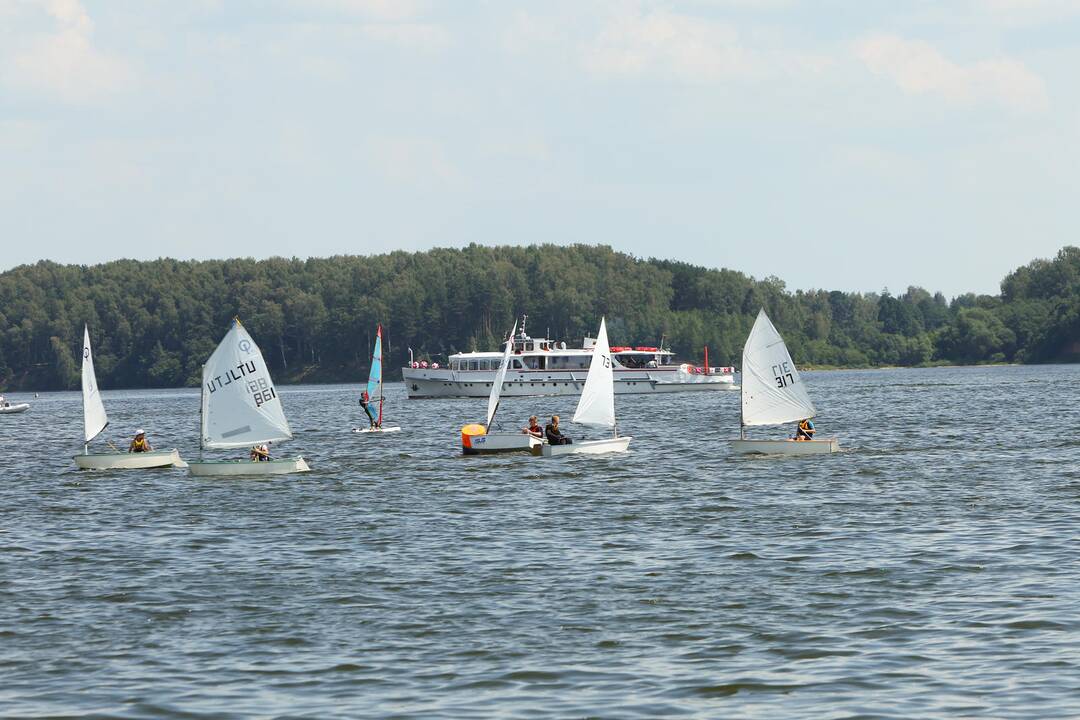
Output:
299,0,425,22
359,22,451,52
854,33,1047,112
0,0,136,102
366,136,462,188
583,9,758,83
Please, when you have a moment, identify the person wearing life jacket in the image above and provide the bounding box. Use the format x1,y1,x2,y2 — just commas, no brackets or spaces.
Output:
794,418,816,442
250,443,270,461
128,429,152,453
359,390,378,429
522,416,543,439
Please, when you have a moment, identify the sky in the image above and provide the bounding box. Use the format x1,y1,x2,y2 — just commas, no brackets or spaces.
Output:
1,0,1078,297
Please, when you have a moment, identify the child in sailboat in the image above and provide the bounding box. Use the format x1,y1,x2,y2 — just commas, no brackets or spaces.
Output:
522,416,543,439
250,444,270,461
794,418,816,441
128,430,152,453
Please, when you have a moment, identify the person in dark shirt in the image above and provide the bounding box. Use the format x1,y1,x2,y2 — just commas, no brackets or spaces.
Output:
544,415,572,445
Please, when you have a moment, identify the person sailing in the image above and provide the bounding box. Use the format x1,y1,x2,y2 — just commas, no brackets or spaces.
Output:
522,416,543,439
794,418,816,442
250,443,270,461
128,429,152,453
545,415,572,445
359,390,379,429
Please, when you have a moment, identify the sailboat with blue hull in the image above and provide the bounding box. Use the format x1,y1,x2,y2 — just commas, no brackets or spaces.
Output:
354,324,401,434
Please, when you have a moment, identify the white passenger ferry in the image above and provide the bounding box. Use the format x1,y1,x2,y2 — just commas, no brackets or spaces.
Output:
403,318,737,399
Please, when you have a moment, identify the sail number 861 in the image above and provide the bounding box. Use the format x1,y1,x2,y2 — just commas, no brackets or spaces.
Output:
772,361,796,388
247,378,277,406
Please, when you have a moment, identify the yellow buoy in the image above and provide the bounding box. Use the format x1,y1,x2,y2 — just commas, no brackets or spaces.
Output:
461,423,486,454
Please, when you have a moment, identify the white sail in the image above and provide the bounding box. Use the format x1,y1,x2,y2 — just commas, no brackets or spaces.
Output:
201,319,293,450
485,321,517,430
741,309,816,427
573,317,616,428
81,325,108,443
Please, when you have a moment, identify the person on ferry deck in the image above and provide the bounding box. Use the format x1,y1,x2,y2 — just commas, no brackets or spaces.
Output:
522,416,543,439
545,415,572,445
128,430,152,453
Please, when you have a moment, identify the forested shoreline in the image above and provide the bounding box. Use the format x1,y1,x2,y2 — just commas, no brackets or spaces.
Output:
0,244,1077,392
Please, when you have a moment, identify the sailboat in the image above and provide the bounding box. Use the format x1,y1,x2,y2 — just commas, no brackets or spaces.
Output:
541,317,631,457
353,324,401,434
73,325,186,469
730,309,840,455
461,321,541,455
187,318,311,477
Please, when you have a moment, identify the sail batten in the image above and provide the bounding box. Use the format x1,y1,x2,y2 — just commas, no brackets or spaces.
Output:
485,321,517,430
201,319,293,450
81,325,109,444
573,317,616,429
740,309,816,427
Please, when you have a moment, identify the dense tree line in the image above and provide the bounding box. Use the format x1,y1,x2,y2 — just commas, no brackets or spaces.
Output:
0,244,1077,391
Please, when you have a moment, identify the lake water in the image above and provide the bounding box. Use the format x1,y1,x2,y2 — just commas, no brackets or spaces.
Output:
2,365,1079,718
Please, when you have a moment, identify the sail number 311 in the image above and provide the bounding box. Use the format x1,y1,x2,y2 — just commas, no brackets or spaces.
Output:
772,361,796,388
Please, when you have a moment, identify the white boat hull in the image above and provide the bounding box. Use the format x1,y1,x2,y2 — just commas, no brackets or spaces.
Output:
541,436,632,457
352,426,402,434
404,369,736,399
463,432,542,455
187,456,312,477
729,438,840,455
73,449,187,470
0,403,30,414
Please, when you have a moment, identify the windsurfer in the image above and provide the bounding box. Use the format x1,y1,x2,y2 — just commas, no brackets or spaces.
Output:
545,415,572,445
359,390,378,429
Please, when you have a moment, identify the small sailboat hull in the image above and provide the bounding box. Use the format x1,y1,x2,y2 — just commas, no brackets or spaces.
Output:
729,438,839,455
541,436,631,457
187,456,312,477
0,403,30,414
352,426,402,434
73,449,187,470
463,431,542,455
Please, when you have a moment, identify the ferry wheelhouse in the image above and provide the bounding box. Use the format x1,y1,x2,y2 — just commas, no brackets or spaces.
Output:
403,318,736,399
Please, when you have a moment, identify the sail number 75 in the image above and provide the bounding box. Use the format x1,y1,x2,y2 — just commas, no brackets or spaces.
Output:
772,361,796,388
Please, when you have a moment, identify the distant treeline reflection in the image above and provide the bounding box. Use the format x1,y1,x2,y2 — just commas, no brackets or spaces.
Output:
0,244,1077,391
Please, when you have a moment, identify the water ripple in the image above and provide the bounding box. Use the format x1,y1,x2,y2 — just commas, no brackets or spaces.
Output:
1,365,1079,717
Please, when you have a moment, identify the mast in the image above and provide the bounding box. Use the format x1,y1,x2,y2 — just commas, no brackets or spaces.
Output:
199,363,206,452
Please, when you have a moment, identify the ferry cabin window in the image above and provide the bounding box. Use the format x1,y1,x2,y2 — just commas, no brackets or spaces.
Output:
551,355,589,369
511,358,525,369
